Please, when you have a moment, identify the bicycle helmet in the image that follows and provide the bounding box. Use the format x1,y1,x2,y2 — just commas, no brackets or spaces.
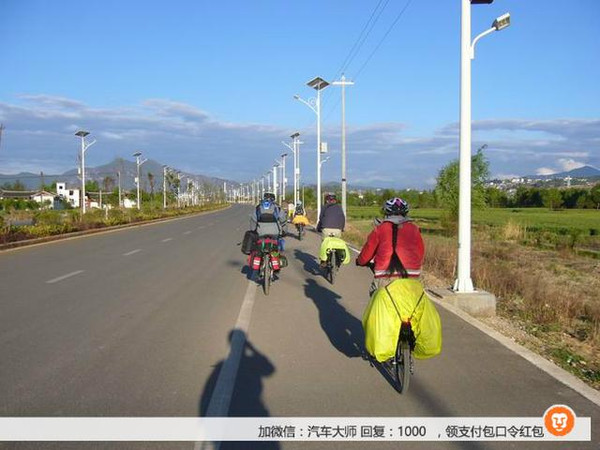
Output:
383,197,409,216
263,192,276,202
324,193,338,204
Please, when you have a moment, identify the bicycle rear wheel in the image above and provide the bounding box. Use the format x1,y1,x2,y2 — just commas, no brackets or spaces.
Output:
263,254,271,295
329,250,337,285
394,332,411,393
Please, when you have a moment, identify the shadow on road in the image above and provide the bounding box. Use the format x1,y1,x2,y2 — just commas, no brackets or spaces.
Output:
293,248,321,276
303,278,364,358
199,330,279,449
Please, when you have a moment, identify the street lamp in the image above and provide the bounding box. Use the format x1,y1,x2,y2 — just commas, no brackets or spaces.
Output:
454,1,511,293
162,165,169,209
294,75,329,219
75,130,96,215
280,153,288,204
272,161,279,202
132,151,147,210
331,74,354,217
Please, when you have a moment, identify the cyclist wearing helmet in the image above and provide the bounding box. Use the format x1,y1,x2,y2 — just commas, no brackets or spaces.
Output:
294,201,305,217
316,193,345,238
254,192,285,237
316,193,346,267
356,197,424,295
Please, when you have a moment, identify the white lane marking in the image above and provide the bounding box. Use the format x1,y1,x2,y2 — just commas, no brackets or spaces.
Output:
349,245,360,254
162,238,173,242
123,249,142,256
183,231,192,235
46,270,84,284
196,277,257,450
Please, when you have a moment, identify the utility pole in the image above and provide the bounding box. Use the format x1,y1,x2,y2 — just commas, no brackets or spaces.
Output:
332,74,354,217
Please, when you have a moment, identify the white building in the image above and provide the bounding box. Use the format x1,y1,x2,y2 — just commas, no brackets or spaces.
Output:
56,182,80,208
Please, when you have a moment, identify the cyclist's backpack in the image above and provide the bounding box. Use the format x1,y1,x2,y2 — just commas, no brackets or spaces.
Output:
241,230,258,255
257,201,277,223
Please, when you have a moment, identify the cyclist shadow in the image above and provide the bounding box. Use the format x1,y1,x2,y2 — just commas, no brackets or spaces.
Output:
199,329,279,449
303,278,364,358
293,249,321,276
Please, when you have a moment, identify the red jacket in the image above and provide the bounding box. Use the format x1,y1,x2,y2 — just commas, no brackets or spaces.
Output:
357,218,424,278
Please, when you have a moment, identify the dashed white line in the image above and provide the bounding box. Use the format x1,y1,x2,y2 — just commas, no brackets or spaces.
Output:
183,231,192,235
46,270,84,284
123,249,142,256
162,238,173,242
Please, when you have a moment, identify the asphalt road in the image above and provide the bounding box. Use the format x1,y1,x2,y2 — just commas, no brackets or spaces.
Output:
0,204,598,449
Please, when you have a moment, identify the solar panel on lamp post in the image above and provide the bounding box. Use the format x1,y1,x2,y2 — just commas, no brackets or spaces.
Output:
294,76,329,219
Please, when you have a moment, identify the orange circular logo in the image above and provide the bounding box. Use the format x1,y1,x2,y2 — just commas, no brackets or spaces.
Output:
543,405,576,437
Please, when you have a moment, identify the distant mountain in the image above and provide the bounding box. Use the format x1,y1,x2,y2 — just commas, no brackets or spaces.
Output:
0,158,239,191
526,165,600,180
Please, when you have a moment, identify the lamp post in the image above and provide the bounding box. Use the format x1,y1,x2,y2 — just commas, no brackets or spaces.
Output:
132,151,147,210
295,76,329,219
162,165,169,209
331,74,354,217
280,153,288,204
272,162,279,201
75,130,95,214
454,1,511,293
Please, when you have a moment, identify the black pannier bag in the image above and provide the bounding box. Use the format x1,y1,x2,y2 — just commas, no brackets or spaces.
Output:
241,230,258,255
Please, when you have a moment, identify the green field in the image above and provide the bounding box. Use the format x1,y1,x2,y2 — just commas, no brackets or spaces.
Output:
347,206,600,235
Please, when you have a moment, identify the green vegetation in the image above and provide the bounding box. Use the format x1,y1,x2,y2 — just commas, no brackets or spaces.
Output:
0,202,228,245
344,205,600,389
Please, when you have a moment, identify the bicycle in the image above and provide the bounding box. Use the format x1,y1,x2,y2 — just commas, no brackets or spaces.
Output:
325,248,343,284
389,320,416,393
296,223,304,240
252,237,281,295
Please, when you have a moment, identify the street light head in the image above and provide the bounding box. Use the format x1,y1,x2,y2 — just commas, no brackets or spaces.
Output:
493,13,510,31
293,94,300,100
75,130,89,137
290,132,300,139
281,153,288,158
133,151,142,157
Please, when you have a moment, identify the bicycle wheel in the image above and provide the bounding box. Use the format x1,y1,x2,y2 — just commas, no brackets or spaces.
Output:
263,254,271,295
329,250,337,285
394,332,411,393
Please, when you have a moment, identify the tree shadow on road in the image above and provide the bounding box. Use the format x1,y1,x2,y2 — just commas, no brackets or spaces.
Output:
199,329,279,449
303,278,364,358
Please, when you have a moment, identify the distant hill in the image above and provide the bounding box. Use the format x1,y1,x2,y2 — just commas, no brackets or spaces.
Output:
526,165,600,180
0,158,238,191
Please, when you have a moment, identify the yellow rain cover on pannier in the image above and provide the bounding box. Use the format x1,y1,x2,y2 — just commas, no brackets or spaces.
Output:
292,215,310,226
319,237,351,264
362,278,442,362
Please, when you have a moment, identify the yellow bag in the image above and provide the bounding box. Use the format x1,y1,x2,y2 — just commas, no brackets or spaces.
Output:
292,215,310,226
319,237,351,264
362,279,442,362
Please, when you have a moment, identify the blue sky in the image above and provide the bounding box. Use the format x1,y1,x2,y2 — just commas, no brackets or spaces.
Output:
1,0,599,188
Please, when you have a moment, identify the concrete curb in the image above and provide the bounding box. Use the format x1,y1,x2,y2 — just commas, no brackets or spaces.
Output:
0,205,230,253
427,289,600,407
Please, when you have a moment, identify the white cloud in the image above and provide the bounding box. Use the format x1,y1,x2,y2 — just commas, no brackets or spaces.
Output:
536,167,556,176
557,158,585,172
0,94,598,189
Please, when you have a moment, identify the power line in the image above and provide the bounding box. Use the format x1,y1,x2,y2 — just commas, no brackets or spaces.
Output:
353,0,414,81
